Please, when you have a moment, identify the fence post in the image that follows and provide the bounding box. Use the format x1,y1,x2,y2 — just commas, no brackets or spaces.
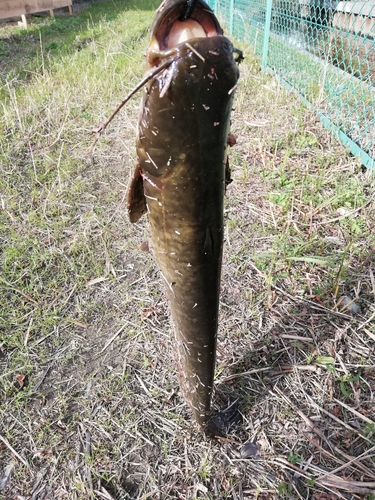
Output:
229,0,234,35
262,0,273,71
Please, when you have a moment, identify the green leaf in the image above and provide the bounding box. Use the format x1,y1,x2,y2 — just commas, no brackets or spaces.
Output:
253,253,337,267
340,381,351,397
315,356,335,365
342,371,361,383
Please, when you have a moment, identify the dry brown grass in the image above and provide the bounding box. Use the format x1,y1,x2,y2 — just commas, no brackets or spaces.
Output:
1,2,375,499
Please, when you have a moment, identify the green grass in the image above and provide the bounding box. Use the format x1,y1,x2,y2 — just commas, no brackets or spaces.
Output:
0,0,159,350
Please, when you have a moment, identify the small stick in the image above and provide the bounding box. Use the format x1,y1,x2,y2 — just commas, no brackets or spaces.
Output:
185,42,205,62
24,317,33,347
215,435,242,445
306,395,373,444
363,327,375,341
99,322,143,354
34,363,53,391
13,288,38,305
0,434,29,469
333,397,375,426
272,364,317,374
357,310,375,330
217,367,272,383
271,284,357,321
100,323,127,353
273,387,375,480
369,266,375,302
88,58,176,154
318,445,375,480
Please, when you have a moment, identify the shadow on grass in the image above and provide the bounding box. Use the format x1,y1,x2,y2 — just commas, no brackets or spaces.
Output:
213,258,374,436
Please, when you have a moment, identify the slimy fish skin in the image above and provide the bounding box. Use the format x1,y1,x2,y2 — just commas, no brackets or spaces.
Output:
128,0,241,427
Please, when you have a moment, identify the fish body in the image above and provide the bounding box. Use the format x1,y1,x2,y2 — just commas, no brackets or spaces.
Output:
128,0,240,426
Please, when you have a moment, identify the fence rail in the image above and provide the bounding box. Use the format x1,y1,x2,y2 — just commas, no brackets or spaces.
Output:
207,0,375,170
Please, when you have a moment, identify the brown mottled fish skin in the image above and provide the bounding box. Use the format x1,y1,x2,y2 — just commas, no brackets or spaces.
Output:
127,0,240,426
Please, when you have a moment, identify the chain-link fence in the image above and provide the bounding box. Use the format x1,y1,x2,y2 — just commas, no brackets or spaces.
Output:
207,0,375,169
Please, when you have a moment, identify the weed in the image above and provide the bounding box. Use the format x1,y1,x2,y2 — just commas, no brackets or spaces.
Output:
287,451,302,465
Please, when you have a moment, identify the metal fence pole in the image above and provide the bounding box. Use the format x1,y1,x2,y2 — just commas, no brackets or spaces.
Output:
229,0,234,36
213,0,375,170
262,0,273,71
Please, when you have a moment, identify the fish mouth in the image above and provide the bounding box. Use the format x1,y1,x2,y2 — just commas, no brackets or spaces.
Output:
149,0,223,53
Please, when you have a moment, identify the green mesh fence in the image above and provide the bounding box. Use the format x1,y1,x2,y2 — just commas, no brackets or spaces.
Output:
206,0,375,169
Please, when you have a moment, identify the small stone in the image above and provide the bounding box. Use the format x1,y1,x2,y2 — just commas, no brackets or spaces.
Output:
240,442,259,458
338,295,361,315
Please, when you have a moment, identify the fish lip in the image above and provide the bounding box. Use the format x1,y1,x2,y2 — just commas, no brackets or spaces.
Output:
150,0,223,51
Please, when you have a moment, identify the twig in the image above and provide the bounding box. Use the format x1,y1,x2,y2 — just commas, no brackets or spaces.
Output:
318,445,375,479
0,464,14,491
271,364,317,375
100,323,143,353
333,398,375,426
319,477,375,494
279,334,313,342
79,424,93,499
135,373,152,397
34,363,54,391
271,457,322,483
274,457,375,495
0,367,27,380
217,366,272,383
363,327,375,341
271,284,357,321
302,431,346,465
215,435,242,445
0,434,29,469
88,58,176,153
369,267,375,303
185,42,205,62
12,288,38,305
99,323,127,353
24,317,33,347
306,395,373,444
94,488,115,500
357,310,375,331
273,387,375,480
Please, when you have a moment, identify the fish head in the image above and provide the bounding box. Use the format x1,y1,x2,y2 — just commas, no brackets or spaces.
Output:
148,0,224,65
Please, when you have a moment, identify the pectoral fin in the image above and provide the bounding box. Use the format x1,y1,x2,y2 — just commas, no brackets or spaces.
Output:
127,164,147,223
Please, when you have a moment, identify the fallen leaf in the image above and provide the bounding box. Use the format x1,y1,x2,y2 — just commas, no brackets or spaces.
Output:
140,241,149,252
332,406,340,416
227,133,237,147
142,306,159,318
16,373,25,389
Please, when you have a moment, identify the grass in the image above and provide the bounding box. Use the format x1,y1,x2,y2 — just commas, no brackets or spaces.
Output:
1,1,375,499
